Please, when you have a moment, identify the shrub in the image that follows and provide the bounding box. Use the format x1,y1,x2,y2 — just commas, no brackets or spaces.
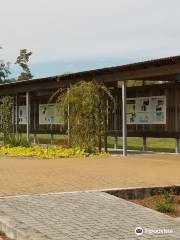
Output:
158,186,176,204
5,134,31,147
53,81,114,153
155,199,174,213
0,96,13,142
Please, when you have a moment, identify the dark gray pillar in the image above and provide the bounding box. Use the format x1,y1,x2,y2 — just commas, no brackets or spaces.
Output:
15,95,19,134
122,80,127,156
143,136,147,152
51,133,54,145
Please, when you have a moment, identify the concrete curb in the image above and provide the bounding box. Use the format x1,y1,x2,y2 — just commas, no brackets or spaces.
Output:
0,215,49,240
0,184,179,199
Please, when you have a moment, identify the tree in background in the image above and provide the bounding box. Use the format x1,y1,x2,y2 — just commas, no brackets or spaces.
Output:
0,61,11,83
0,47,11,83
15,49,33,81
54,81,114,153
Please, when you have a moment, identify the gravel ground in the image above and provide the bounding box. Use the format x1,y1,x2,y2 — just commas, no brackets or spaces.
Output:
0,154,179,196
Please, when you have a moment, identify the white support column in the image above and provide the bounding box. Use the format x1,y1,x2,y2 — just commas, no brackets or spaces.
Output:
175,89,179,154
122,80,127,156
114,95,118,149
26,91,30,142
176,138,179,154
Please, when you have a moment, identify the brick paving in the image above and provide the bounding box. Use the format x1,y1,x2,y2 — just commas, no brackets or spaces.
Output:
0,154,180,196
0,192,179,240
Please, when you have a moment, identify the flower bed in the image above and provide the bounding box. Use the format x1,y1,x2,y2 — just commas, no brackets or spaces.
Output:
0,145,107,159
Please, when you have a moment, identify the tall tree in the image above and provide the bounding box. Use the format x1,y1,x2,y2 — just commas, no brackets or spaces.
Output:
15,49,33,81
0,47,11,83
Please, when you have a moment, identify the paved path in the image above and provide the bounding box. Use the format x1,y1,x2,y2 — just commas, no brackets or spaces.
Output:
0,154,180,196
0,192,180,240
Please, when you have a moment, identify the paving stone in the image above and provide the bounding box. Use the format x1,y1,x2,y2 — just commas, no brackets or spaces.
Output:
0,192,179,239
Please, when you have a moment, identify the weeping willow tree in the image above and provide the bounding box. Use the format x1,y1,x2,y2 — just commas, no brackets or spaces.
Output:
54,81,114,153
0,96,14,142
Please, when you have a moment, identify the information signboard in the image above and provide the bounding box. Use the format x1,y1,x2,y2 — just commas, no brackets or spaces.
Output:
127,96,166,124
39,104,64,125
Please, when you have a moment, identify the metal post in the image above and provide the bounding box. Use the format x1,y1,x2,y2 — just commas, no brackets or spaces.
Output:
175,89,179,153
26,91,30,142
176,138,179,154
67,88,71,146
114,95,118,149
143,136,147,152
122,80,127,156
51,133,54,145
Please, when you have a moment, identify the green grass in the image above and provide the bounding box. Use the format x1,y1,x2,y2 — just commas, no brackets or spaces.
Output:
0,134,176,153
107,137,175,153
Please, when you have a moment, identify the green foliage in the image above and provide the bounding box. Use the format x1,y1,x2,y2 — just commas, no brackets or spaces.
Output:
0,96,14,141
155,200,174,213
5,134,31,147
15,49,33,81
155,186,176,213
0,47,11,83
55,81,114,152
158,186,176,204
0,61,11,83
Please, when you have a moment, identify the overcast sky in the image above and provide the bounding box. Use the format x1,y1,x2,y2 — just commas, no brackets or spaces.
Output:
0,0,180,78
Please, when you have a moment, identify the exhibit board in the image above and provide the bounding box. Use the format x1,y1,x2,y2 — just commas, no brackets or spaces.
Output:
39,104,64,125
15,105,27,125
127,96,166,124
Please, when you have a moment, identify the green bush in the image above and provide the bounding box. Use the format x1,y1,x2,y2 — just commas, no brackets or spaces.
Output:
5,134,31,147
55,81,114,153
155,200,174,213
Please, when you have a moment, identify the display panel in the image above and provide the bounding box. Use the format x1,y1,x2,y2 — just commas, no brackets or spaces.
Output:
39,104,64,125
127,96,166,124
14,105,27,125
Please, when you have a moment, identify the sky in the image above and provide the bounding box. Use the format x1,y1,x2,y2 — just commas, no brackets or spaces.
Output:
0,0,180,79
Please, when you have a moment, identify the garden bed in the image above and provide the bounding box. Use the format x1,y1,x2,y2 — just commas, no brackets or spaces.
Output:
131,195,180,217
106,185,180,218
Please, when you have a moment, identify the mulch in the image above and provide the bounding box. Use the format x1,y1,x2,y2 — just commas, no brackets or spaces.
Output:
131,195,180,217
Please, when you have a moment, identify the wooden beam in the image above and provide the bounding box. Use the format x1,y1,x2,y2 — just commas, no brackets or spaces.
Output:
1,63,180,96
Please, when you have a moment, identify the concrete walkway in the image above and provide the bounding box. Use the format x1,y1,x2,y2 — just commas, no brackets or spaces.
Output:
0,192,179,240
